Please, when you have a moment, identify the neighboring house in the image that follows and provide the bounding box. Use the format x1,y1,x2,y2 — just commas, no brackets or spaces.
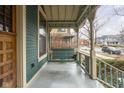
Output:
96,35,121,46
50,28,77,48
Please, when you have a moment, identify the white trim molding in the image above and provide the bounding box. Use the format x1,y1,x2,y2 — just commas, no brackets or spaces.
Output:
38,6,48,62
38,6,47,21
38,54,47,62
16,5,27,88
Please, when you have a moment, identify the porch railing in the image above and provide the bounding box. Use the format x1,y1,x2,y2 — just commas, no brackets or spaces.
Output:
48,48,75,61
78,51,124,88
77,52,91,76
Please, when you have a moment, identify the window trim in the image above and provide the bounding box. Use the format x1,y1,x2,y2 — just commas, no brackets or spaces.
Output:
38,6,47,62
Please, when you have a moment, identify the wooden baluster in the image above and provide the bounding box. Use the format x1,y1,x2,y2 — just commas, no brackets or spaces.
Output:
98,62,101,80
104,64,107,83
121,72,124,88
79,53,81,65
116,70,119,88
110,66,113,86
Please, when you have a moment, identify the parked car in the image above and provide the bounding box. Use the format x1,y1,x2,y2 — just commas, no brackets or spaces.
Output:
102,46,121,55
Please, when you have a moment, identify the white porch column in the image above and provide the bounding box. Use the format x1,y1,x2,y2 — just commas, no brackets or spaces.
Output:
74,27,79,50
74,27,79,61
47,28,52,61
88,6,97,79
89,18,97,80
16,5,27,87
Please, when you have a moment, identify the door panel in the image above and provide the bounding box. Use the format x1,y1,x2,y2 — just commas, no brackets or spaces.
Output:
0,5,16,88
0,33,16,88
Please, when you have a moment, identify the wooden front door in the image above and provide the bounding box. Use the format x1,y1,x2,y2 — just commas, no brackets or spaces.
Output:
0,6,16,88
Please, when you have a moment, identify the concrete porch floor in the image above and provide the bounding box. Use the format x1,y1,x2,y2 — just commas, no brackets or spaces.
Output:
27,62,104,88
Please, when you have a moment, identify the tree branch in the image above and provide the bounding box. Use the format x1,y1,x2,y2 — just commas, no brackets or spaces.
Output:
113,7,124,16
80,32,90,39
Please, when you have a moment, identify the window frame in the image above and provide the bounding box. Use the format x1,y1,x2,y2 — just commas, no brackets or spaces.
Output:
0,6,16,33
38,6,47,62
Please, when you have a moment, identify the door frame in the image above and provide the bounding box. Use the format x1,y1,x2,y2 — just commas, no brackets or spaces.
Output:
16,5,27,88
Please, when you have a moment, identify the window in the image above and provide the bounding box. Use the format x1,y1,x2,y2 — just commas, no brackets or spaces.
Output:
0,6,12,32
39,12,46,58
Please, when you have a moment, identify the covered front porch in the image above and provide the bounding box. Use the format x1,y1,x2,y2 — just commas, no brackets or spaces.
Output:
1,5,122,88
26,5,124,88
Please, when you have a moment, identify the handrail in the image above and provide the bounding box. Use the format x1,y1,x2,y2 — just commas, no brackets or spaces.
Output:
78,51,90,56
78,51,124,88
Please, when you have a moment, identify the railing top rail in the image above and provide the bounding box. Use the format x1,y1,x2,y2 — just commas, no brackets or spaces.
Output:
78,51,90,57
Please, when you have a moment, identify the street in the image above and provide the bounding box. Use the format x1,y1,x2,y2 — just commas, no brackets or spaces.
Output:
80,46,124,60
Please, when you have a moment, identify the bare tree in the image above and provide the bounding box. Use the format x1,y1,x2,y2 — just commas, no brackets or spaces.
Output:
113,6,124,46
93,16,112,44
80,19,90,39
80,15,111,46
113,6,124,16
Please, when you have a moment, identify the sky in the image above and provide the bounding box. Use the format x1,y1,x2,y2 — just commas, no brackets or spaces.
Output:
79,5,124,39
96,5,124,37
